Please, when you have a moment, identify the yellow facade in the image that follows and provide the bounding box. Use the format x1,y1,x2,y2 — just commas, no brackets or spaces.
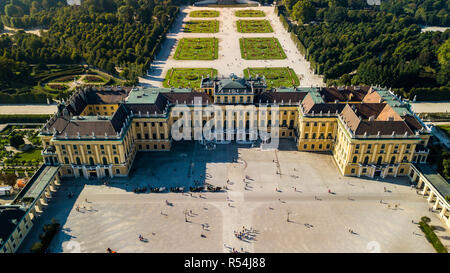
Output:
40,85,430,180
80,104,119,116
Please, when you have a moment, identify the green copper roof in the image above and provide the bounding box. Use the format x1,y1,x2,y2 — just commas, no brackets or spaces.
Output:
276,87,317,93
414,164,450,198
374,89,413,116
309,88,325,103
126,87,191,104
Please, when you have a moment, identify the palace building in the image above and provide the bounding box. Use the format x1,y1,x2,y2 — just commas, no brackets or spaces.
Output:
39,76,430,180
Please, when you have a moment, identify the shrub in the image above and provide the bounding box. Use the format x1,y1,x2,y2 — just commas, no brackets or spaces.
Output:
30,242,43,253
418,218,448,253
31,220,60,253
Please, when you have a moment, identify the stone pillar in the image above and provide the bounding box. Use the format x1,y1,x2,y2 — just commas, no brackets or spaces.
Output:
433,199,440,211
417,178,423,189
427,191,435,202
440,207,447,218
82,166,88,179
109,165,113,178
421,184,429,196
45,188,52,199
394,165,399,177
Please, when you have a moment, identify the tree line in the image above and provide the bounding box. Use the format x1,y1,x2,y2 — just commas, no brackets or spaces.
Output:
279,0,449,100
0,0,181,99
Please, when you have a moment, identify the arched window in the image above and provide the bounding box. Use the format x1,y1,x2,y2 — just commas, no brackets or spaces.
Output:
377,156,382,165
114,157,119,164
103,157,108,165
89,157,95,166
76,157,81,165
390,156,396,164
363,156,369,165
402,156,408,162
352,156,357,163
64,157,69,164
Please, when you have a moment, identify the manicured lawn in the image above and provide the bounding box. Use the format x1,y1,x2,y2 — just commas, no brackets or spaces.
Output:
244,67,300,89
163,68,218,88
239,38,286,60
45,83,69,92
15,148,42,162
235,10,265,17
237,20,273,33
189,10,220,18
50,75,80,83
174,38,218,60
82,75,107,84
184,20,219,33
437,125,450,138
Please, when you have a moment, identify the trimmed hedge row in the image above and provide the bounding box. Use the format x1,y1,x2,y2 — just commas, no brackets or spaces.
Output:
31,221,60,253
0,115,51,123
419,217,448,253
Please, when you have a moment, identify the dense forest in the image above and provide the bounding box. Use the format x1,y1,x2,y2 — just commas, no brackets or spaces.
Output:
0,0,181,102
280,0,450,100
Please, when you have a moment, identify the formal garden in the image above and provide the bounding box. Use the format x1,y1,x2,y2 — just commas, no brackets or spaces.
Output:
236,20,273,33
174,38,219,60
239,38,286,60
163,68,218,89
244,67,300,89
235,9,265,17
0,126,43,182
183,20,219,33
189,10,220,18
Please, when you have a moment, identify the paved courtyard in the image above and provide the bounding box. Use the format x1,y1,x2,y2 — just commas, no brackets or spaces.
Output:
139,6,324,88
19,140,450,253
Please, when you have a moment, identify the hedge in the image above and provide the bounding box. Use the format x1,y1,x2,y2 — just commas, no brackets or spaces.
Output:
419,218,448,253
408,86,450,101
31,221,60,253
0,115,50,123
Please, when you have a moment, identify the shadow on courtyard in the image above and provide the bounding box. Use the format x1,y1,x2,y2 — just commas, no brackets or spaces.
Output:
128,141,242,190
17,181,85,253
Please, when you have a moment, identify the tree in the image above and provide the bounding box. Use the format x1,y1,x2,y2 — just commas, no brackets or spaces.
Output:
437,39,450,70
443,158,450,180
0,173,18,187
5,4,22,17
292,0,316,24
9,134,24,148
